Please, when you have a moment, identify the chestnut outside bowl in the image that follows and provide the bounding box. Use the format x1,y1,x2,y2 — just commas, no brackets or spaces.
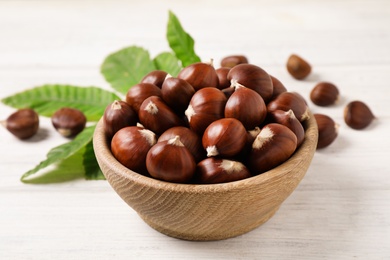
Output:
93,112,318,241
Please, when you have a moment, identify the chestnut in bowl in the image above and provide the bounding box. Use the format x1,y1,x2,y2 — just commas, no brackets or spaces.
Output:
93,111,318,241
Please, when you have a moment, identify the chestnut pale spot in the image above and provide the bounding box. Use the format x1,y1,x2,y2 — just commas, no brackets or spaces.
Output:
252,127,274,149
184,104,195,122
139,128,157,146
144,101,159,115
219,160,245,174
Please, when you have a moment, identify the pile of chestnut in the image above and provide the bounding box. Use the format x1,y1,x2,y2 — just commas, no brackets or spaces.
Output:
103,56,312,184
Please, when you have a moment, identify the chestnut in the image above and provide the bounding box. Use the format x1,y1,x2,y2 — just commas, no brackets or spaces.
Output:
125,83,162,113
146,136,196,183
220,55,248,68
215,67,231,89
267,92,310,122
158,126,205,162
195,158,251,184
202,118,247,157
268,109,305,147
161,77,195,114
177,61,219,90
185,87,227,135
138,96,184,135
111,126,156,174
310,82,340,106
224,85,267,130
103,100,138,139
286,54,311,80
140,70,168,88
248,123,297,174
270,75,287,99
344,101,375,130
1,108,39,139
51,107,86,137
227,63,273,103
314,114,339,149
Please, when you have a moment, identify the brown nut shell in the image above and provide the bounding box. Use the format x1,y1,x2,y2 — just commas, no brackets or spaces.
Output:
270,75,287,99
344,101,375,130
125,83,162,113
202,118,247,158
111,126,156,174
227,64,273,103
177,62,219,90
248,123,297,174
158,126,205,162
286,54,311,80
195,158,251,184
314,114,339,149
310,82,340,106
146,136,196,183
185,87,227,135
139,96,184,135
2,108,39,139
220,55,248,68
224,86,267,130
161,77,195,114
267,92,310,122
215,67,231,89
268,109,305,147
140,70,168,88
51,107,86,137
103,100,138,139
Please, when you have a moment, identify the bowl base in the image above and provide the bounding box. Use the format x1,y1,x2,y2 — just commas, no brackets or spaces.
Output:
139,205,280,241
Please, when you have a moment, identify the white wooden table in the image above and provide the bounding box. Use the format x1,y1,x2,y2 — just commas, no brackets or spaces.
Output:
1,1,389,259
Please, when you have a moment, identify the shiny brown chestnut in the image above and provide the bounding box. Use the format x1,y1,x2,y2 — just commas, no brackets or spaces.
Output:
51,107,86,137
158,126,205,162
344,101,375,130
195,158,251,184
227,64,273,103
125,83,162,113
268,109,305,147
202,118,247,157
139,96,183,135
177,61,219,90
161,77,195,114
220,55,248,68
248,123,297,174
310,82,340,106
215,67,231,89
225,85,267,130
1,108,39,139
314,114,339,149
140,70,168,88
103,100,138,139
286,54,311,80
185,87,227,135
267,92,310,122
111,126,156,174
146,136,196,183
270,75,287,99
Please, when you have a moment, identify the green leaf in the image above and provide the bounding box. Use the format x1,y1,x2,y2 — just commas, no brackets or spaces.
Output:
153,52,182,77
1,85,119,121
21,148,86,184
101,46,156,95
167,11,201,67
21,125,96,182
83,141,105,180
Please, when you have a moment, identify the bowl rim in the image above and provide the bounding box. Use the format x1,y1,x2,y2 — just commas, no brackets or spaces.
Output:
93,111,318,194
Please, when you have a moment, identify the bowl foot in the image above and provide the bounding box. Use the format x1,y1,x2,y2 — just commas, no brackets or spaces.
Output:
138,205,280,241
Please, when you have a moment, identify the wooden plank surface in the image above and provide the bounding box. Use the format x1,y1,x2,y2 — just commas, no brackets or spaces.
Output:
1,0,389,259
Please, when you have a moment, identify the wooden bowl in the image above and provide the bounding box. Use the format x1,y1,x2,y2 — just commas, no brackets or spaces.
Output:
93,113,318,241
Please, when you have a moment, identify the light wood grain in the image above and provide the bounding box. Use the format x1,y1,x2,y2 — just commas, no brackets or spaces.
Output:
1,0,390,259
93,114,318,240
